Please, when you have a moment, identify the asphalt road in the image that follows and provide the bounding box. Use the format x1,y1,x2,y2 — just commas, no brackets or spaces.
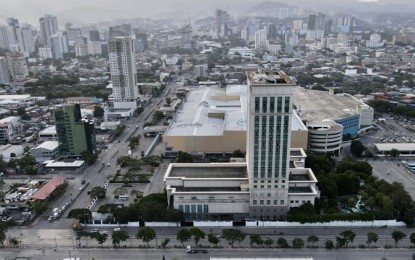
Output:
28,80,178,230
2,247,415,260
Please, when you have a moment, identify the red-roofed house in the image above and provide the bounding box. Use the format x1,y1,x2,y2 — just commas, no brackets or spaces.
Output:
31,176,67,201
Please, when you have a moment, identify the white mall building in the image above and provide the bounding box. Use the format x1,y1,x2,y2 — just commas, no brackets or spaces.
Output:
164,70,319,221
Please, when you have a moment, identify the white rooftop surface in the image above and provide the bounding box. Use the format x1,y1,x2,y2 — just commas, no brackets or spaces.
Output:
0,116,19,123
165,85,247,136
165,85,307,137
36,141,59,150
0,94,31,100
43,160,85,168
293,87,362,122
39,125,56,135
375,143,415,151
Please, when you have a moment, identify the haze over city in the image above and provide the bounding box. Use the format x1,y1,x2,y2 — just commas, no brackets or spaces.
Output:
1,0,415,25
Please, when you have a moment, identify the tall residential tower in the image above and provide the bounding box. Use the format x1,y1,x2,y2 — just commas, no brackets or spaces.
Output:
39,15,59,46
247,70,296,219
108,36,139,110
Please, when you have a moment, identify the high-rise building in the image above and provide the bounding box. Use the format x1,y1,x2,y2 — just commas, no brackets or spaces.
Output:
0,25,15,50
38,47,53,59
75,43,88,57
17,25,35,57
89,30,100,42
0,57,11,84
215,9,231,38
50,32,68,59
246,70,296,219
109,24,131,38
7,17,19,43
308,13,326,31
134,30,148,50
180,23,193,50
267,23,277,40
7,52,28,81
39,15,59,46
66,28,82,45
54,104,96,156
255,29,267,50
108,37,139,110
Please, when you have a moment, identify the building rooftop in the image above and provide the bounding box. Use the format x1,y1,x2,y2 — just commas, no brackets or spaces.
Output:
0,94,31,100
169,163,248,178
36,141,59,151
39,125,56,135
43,159,85,168
289,174,311,181
288,186,312,193
31,176,66,200
293,87,362,123
374,143,415,151
164,85,247,136
247,70,295,85
164,85,307,137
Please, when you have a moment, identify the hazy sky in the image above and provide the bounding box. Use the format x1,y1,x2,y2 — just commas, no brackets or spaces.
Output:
0,0,413,26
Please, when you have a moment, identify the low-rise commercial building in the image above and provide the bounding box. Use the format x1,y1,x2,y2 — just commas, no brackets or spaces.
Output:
30,141,59,162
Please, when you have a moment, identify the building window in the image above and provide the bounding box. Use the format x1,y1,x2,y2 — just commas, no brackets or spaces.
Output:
260,200,264,205
262,97,268,113
280,200,284,205
267,200,271,205
191,205,196,213
185,205,190,213
203,205,208,213
270,97,275,113
253,200,257,205
178,205,184,212
255,97,260,113
274,200,278,205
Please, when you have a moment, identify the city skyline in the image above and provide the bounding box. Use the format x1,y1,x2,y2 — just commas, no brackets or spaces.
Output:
1,0,415,26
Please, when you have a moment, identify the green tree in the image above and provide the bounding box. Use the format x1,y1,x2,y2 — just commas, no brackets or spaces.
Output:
207,234,219,246
350,140,366,157
160,238,170,248
307,235,319,247
0,222,7,247
232,150,245,158
177,151,194,163
366,232,378,246
250,234,263,247
221,229,245,247
136,227,156,247
94,106,104,117
391,230,406,247
390,149,400,159
176,228,192,246
410,233,415,246
81,150,97,165
335,236,347,248
325,240,334,249
277,238,289,248
189,227,205,247
339,230,356,247
112,230,129,247
90,186,106,199
292,238,304,248
31,201,48,214
91,233,108,247
264,237,274,248
67,208,92,223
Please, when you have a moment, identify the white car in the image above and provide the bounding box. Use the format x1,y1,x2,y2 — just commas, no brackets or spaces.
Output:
113,228,121,231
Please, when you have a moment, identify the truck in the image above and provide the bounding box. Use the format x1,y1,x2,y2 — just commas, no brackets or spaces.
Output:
186,245,208,254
